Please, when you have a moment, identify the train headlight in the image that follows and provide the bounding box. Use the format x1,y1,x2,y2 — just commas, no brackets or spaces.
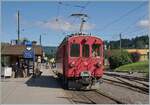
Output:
70,61,75,68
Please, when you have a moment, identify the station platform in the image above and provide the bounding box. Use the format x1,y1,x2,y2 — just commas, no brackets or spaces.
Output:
1,65,71,104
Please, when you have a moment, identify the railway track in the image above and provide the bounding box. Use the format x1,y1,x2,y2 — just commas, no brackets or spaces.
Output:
102,74,149,94
53,70,148,103
104,72,149,82
104,73,149,87
53,70,123,104
65,90,124,104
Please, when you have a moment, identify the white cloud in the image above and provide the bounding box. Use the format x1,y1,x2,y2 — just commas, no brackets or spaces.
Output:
15,16,95,32
137,19,150,28
36,17,95,32
83,22,95,30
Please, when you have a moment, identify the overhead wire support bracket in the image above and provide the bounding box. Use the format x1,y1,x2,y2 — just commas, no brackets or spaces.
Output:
70,13,88,34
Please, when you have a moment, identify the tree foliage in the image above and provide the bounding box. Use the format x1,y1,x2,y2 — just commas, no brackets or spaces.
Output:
108,50,132,69
105,35,149,49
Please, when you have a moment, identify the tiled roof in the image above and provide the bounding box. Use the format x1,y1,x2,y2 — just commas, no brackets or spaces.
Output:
1,44,43,56
126,49,149,55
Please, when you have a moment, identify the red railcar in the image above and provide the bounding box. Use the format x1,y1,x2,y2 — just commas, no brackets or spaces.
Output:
56,33,104,89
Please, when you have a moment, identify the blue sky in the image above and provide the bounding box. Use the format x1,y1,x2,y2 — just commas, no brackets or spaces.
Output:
2,1,149,46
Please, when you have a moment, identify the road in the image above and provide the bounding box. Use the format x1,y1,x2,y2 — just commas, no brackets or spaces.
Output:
1,65,71,104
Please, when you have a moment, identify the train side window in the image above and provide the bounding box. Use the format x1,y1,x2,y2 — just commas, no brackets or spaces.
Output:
82,44,89,57
92,44,100,57
70,44,80,57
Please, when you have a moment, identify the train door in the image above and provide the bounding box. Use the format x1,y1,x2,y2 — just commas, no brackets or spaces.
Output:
63,45,66,72
62,45,69,89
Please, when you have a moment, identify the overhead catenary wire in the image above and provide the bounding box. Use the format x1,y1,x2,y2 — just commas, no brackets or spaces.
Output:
57,1,88,20
128,31,148,39
70,2,90,26
118,28,148,44
55,2,68,35
120,14,147,34
92,2,148,42
123,27,148,35
105,27,147,42
55,2,148,42
119,13,148,39
57,2,86,9
56,2,61,20
99,2,146,31
55,2,90,34
122,28,148,38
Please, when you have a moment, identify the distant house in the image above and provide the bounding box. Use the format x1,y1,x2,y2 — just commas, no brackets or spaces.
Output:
126,49,149,61
43,46,57,57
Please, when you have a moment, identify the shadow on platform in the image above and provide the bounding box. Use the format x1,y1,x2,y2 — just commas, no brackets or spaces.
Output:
25,75,61,88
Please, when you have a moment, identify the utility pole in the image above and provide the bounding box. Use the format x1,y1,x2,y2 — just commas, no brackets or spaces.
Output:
17,10,20,43
40,35,42,46
39,33,46,46
119,33,122,53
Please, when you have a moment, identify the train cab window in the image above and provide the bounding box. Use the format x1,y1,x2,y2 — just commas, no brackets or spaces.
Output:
92,44,100,57
70,44,80,57
82,44,89,57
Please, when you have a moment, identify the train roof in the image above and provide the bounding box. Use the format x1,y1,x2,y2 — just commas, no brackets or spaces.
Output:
63,33,102,41
58,33,103,48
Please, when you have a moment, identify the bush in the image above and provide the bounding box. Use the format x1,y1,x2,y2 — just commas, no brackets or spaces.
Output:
104,50,111,59
130,52,140,62
108,50,132,69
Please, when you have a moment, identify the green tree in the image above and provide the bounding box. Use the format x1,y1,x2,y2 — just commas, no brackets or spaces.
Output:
135,40,145,49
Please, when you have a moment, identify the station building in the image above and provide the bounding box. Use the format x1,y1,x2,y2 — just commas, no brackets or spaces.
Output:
126,49,149,61
1,42,43,77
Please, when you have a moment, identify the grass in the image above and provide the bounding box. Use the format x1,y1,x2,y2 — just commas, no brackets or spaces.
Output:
115,61,149,73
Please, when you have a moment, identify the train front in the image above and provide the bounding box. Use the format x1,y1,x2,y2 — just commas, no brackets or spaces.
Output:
67,35,104,89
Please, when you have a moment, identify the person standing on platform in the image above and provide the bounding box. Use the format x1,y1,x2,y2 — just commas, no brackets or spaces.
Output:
34,56,42,77
22,63,27,78
15,62,19,78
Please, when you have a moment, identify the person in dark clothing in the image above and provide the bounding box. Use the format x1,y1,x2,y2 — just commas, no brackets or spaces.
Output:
22,63,28,78
15,62,19,78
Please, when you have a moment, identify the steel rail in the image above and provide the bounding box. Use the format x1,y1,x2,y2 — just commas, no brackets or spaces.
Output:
94,89,125,104
104,72,148,81
103,78,149,94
